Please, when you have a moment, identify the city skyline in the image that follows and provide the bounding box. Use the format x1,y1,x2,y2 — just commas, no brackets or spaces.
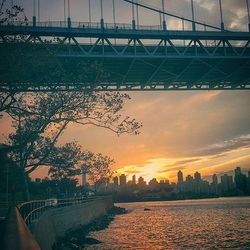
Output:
112,166,250,186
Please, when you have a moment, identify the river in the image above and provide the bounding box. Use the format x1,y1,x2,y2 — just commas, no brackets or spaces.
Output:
86,197,250,249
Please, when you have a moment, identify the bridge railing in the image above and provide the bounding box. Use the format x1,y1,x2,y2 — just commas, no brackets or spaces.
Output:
0,20,206,32
17,196,105,227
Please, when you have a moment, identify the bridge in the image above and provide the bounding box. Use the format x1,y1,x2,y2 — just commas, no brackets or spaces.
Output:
1,0,250,92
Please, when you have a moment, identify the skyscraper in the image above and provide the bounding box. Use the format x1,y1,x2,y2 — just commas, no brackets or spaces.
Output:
235,167,242,176
177,170,183,184
194,171,201,181
113,176,118,191
177,170,184,192
221,174,234,193
185,175,194,192
234,167,247,192
119,174,127,188
194,171,201,194
211,174,218,194
132,175,136,185
212,174,218,185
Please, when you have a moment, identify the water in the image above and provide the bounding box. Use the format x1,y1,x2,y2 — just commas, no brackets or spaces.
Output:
86,197,250,250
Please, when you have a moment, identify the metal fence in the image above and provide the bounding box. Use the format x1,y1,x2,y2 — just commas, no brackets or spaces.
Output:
17,196,105,227
0,20,206,32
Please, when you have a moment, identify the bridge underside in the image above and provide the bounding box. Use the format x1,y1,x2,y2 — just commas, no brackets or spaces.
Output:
0,26,250,92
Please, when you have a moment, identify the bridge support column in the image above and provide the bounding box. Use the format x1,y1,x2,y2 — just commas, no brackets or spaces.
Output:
162,20,167,30
101,18,104,29
67,17,71,28
132,19,136,30
32,16,36,27
221,22,225,31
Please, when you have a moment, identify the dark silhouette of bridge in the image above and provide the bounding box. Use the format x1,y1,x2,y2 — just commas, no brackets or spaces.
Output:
0,0,250,92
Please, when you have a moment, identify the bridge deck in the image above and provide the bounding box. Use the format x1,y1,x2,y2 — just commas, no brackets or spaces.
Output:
0,23,250,92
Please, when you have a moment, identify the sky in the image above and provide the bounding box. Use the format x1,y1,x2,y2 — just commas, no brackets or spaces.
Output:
1,0,250,183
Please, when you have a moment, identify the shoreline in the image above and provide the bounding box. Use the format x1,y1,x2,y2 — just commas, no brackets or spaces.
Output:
53,206,127,250
114,195,250,204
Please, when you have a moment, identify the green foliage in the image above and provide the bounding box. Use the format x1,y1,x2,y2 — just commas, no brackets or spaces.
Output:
48,142,83,182
6,92,141,177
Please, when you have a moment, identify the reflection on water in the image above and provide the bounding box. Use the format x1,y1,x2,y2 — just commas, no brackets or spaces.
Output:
86,197,250,250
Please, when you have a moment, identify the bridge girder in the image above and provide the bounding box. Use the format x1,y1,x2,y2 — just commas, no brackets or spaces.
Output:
0,25,250,92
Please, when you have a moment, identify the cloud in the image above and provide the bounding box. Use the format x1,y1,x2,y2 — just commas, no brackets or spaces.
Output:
198,134,250,156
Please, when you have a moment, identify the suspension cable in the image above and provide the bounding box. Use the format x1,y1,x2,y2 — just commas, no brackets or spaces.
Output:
122,0,225,31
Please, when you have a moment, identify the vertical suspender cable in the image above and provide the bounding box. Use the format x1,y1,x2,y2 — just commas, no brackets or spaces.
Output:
132,0,135,29
159,11,162,29
33,0,36,17
113,0,116,44
204,25,207,46
191,0,195,31
246,0,250,31
100,0,104,28
67,0,71,28
162,0,165,22
64,0,66,23
136,1,139,28
112,0,116,26
182,18,185,46
132,0,135,20
219,0,224,30
33,0,36,26
89,0,92,25
100,0,103,20
162,0,166,30
89,0,92,42
38,0,40,22
68,0,70,18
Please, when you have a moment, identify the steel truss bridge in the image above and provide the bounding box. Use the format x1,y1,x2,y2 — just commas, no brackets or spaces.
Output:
1,0,250,92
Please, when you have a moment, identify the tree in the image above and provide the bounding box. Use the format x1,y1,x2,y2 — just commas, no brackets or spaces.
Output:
0,93,16,115
48,142,82,181
81,151,115,191
0,1,142,200
0,0,28,114
5,92,141,199
0,145,25,201
0,0,28,25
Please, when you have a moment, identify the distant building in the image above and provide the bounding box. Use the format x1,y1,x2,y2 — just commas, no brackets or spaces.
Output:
234,167,247,192
132,175,136,185
113,176,119,191
138,176,147,189
185,175,194,192
177,170,183,184
221,174,234,193
194,171,201,181
177,170,184,192
148,178,159,191
119,174,127,188
211,174,218,194
212,174,218,185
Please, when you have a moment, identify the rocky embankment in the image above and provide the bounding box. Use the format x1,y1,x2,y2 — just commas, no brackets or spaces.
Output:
53,206,127,250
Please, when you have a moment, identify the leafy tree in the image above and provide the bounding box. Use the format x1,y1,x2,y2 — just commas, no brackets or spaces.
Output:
5,92,141,199
0,0,28,114
0,145,25,201
48,142,82,183
81,152,114,191
0,0,28,25
0,1,142,201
